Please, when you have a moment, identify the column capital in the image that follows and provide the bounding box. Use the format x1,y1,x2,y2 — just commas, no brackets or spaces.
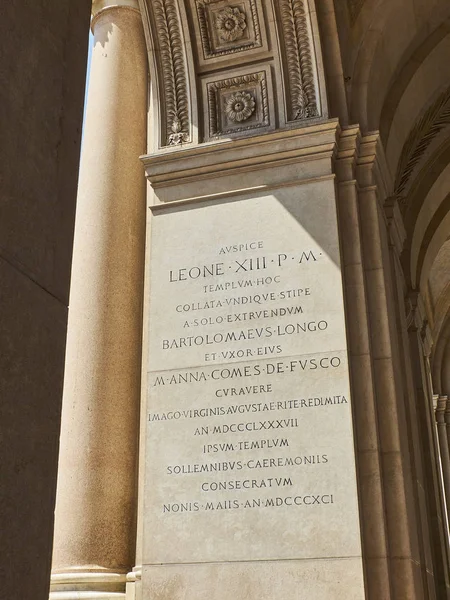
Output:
92,0,139,19
444,396,450,425
433,394,440,411
384,196,406,256
436,396,447,423
406,290,427,334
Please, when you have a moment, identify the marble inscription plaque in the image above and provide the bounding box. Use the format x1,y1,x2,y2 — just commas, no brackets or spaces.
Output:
144,182,362,565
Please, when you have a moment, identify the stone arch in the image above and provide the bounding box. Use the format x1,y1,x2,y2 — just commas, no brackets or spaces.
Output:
398,139,450,290
342,0,450,134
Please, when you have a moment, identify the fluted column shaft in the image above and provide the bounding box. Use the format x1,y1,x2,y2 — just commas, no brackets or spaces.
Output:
51,1,147,597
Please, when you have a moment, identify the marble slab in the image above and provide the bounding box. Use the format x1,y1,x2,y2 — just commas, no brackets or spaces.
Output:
142,179,364,597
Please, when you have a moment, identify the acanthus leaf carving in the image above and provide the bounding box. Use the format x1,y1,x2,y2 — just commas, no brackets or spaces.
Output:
151,0,191,146
395,86,450,205
277,0,319,122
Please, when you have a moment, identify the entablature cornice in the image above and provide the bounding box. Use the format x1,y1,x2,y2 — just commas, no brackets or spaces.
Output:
141,119,340,203
356,133,393,197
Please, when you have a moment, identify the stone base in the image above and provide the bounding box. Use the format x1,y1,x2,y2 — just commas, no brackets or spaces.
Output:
50,571,127,600
142,558,365,600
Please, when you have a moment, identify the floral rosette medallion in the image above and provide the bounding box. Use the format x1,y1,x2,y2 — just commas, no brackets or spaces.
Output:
215,6,247,43
224,91,256,123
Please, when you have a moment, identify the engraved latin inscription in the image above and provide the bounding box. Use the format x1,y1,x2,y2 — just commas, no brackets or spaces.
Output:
144,189,361,564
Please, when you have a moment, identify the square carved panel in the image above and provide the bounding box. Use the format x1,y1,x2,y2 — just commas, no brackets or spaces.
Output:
204,69,273,140
195,0,263,59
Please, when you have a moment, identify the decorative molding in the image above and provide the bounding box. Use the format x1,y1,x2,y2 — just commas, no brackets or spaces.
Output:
444,397,450,425
92,0,139,18
384,196,406,256
406,291,430,344
206,71,269,138
435,396,447,422
50,571,126,598
277,0,319,122
405,295,415,331
151,0,191,146
141,0,326,149
433,393,439,412
195,0,262,59
422,320,433,357
395,87,450,204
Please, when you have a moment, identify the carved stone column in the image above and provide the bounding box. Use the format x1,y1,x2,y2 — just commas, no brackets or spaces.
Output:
50,1,147,598
445,398,450,460
435,397,450,518
356,135,423,598
405,290,450,599
335,128,390,598
384,201,437,598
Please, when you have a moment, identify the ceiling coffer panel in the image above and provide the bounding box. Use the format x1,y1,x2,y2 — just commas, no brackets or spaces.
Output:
140,0,327,150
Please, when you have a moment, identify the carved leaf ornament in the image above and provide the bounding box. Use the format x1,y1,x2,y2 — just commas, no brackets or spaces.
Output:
153,0,190,146
395,87,450,202
146,0,322,146
279,0,318,120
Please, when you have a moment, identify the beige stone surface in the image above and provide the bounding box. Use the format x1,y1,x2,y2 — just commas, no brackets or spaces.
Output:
147,183,345,372
142,559,365,600
2,0,450,598
144,349,358,564
141,0,328,149
51,1,147,585
141,176,364,596
142,122,339,205
334,155,392,590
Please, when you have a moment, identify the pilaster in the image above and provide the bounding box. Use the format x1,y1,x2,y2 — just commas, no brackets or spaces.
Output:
335,126,390,599
138,120,366,600
435,396,450,516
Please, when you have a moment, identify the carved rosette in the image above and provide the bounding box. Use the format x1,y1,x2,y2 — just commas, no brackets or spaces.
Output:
195,0,262,59
216,6,247,42
276,0,319,122
148,0,191,147
206,71,269,139
225,91,256,122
